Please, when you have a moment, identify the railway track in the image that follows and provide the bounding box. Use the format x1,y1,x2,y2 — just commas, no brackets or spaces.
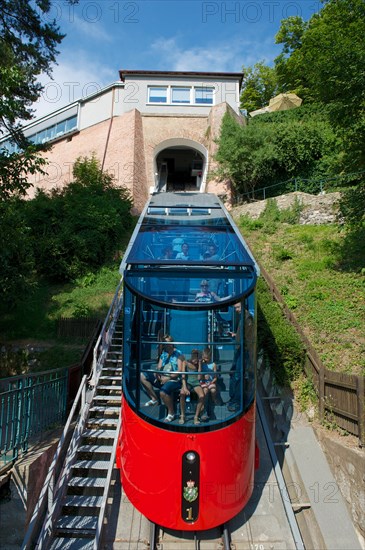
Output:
101,394,305,549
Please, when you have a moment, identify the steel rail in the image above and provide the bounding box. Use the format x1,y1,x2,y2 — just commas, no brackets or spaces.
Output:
256,393,305,550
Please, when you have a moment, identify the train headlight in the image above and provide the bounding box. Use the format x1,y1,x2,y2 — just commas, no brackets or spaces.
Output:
186,452,196,463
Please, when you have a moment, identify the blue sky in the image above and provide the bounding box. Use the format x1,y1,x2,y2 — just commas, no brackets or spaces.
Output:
34,0,322,118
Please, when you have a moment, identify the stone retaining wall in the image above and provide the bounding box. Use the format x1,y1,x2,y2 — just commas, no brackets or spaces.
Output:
232,191,341,224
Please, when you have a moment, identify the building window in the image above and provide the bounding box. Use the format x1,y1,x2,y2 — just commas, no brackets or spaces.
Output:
171,87,190,104
149,86,168,103
147,85,215,106
195,87,214,105
0,114,79,153
32,115,78,145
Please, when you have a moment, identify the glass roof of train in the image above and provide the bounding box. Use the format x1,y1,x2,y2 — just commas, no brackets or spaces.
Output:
126,193,255,267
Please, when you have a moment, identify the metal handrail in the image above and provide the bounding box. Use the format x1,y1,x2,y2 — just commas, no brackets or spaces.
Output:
22,375,88,549
91,277,124,386
94,408,122,549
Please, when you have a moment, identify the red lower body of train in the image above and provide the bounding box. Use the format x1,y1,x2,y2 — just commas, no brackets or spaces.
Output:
116,399,258,531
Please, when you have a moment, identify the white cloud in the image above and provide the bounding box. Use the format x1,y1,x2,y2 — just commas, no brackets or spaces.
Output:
150,36,280,73
32,52,117,119
71,14,112,42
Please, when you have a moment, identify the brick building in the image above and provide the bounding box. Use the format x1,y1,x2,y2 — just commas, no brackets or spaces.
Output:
4,70,244,212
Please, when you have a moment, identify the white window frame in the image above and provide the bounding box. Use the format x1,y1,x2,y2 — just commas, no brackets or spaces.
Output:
147,85,215,106
148,86,168,104
171,86,191,104
194,86,214,105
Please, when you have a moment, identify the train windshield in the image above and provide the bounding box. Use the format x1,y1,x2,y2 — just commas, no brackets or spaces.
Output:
121,193,258,431
124,268,255,307
126,224,254,266
122,289,257,431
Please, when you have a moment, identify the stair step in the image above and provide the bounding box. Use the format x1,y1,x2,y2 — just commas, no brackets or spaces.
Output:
99,376,121,381
97,385,121,391
89,405,120,413
78,444,113,454
63,495,103,509
56,514,98,532
87,418,118,428
50,536,94,549
68,476,108,489
82,428,116,439
101,367,122,374
92,395,121,403
73,459,110,471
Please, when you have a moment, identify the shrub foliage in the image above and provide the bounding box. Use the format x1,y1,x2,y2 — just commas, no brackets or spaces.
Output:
23,155,133,282
257,278,305,385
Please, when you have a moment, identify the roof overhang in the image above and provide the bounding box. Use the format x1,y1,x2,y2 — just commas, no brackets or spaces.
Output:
119,69,243,88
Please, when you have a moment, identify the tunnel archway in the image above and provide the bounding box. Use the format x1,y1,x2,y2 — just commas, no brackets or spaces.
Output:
153,138,208,193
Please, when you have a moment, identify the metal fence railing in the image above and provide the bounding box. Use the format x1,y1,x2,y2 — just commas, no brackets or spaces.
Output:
0,369,68,468
235,170,365,205
0,319,102,471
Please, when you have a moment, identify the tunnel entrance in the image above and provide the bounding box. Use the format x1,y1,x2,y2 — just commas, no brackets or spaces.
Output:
156,146,205,192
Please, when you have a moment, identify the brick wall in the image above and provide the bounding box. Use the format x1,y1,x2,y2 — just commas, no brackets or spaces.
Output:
27,102,237,211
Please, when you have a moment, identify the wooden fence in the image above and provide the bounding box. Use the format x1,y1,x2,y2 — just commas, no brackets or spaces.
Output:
57,317,101,339
257,260,364,447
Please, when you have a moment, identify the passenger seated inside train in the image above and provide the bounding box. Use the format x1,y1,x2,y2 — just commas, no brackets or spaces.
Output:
195,280,234,303
201,242,220,261
227,302,254,412
159,245,174,260
172,235,184,254
200,347,220,406
175,242,190,261
140,334,183,422
179,349,206,425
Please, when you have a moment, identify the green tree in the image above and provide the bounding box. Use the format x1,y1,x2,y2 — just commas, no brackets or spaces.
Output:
275,0,365,168
24,156,134,281
240,61,279,113
274,15,311,99
0,199,36,306
216,108,340,197
0,0,78,198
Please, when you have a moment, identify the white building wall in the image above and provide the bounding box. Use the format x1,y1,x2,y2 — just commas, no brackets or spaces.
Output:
79,84,125,130
3,72,241,146
120,75,240,115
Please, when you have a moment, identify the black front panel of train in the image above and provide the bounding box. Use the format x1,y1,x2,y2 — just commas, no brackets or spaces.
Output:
181,451,200,523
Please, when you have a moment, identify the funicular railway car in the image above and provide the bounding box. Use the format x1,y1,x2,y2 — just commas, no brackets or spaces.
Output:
116,192,259,531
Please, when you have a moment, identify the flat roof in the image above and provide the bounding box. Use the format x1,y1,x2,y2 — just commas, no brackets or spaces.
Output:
119,70,243,87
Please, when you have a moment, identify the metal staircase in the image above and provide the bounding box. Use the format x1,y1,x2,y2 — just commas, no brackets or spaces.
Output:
22,282,124,550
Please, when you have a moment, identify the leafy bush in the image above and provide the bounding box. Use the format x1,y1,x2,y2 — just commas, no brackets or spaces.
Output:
239,197,304,238
215,106,341,197
238,214,264,231
23,156,133,282
274,246,294,262
280,196,304,224
0,199,36,306
257,278,305,385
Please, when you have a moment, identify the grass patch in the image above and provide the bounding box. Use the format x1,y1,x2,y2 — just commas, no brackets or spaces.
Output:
257,278,305,385
0,263,121,342
235,213,365,376
0,263,121,377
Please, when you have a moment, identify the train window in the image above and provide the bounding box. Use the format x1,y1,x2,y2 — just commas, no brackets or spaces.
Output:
125,224,255,266
123,289,257,428
125,271,255,307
